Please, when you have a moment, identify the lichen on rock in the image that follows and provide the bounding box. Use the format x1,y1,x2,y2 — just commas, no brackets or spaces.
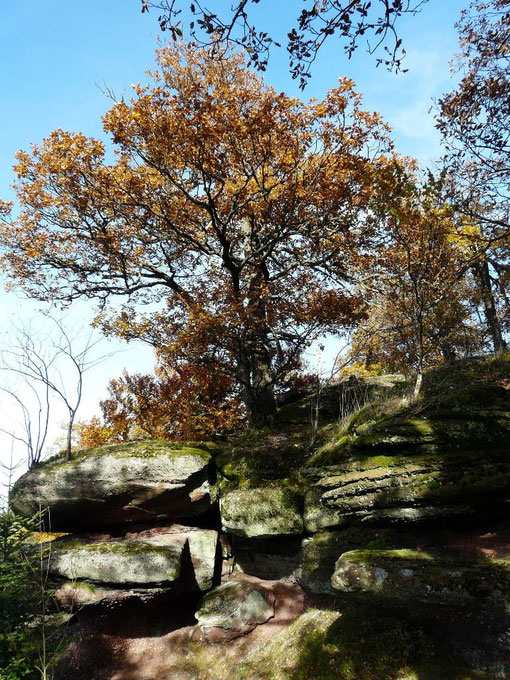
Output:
195,580,275,643
220,487,304,538
10,440,216,530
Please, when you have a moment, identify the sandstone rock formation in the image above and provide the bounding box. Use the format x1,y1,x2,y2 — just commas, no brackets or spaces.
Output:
11,440,216,530
10,355,510,679
194,580,275,643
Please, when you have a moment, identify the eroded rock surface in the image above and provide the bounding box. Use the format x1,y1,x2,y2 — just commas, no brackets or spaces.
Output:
50,538,183,585
303,451,510,532
220,487,303,538
11,441,216,530
50,525,219,609
331,548,510,610
195,580,275,643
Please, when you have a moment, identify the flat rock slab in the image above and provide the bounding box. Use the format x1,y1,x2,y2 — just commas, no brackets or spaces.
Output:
10,441,215,531
50,525,219,609
49,538,183,585
220,487,303,538
195,580,275,643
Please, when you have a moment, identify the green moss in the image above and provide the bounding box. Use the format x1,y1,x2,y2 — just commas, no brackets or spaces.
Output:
221,487,304,536
72,580,96,593
341,549,434,565
216,421,312,490
36,439,212,474
55,538,180,560
304,356,510,468
235,607,476,680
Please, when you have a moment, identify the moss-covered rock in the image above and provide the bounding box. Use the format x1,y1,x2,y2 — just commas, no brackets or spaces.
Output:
220,487,304,538
10,440,216,530
302,449,510,531
301,527,419,595
49,538,182,585
195,580,275,643
331,549,510,609
52,580,169,609
309,355,510,469
49,525,219,603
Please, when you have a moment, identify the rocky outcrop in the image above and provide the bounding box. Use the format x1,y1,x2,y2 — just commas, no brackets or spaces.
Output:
11,441,216,530
331,548,510,608
220,487,303,538
194,580,275,643
50,525,219,609
14,356,510,678
303,450,510,532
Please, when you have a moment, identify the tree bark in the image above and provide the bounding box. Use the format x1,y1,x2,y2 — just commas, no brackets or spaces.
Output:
236,342,277,428
472,260,508,354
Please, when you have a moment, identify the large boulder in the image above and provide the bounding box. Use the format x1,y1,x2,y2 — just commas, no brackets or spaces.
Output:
49,525,219,609
11,441,216,530
300,526,418,595
194,580,275,643
220,487,303,538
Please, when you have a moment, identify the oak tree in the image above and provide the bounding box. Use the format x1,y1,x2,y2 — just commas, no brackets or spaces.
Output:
77,361,243,446
141,0,428,88
0,43,392,426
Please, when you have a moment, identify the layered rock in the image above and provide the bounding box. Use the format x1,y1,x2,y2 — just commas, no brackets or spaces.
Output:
303,450,510,532
330,545,510,674
50,525,219,609
50,538,182,585
11,441,216,530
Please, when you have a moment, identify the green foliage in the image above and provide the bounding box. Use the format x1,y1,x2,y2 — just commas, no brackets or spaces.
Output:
0,512,40,679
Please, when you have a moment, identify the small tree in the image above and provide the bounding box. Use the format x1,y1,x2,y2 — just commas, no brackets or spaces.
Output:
0,510,44,680
77,360,244,446
0,314,111,465
359,171,482,395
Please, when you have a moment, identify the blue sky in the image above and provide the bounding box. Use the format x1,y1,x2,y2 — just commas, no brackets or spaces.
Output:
0,0,467,473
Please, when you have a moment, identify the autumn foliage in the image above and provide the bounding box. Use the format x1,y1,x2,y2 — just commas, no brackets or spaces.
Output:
0,42,395,425
76,361,243,447
348,171,485,392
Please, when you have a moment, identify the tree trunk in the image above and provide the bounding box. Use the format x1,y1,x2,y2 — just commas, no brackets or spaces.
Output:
65,414,74,461
236,343,277,428
472,260,508,354
413,370,423,399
